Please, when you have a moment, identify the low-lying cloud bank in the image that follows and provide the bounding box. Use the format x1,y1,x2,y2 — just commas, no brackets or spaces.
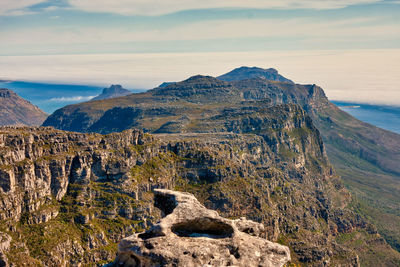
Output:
48,95,96,102
0,49,399,106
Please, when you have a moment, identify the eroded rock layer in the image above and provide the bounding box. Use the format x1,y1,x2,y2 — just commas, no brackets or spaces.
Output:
0,120,398,265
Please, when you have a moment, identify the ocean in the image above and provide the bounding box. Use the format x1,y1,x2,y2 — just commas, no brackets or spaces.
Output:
0,81,145,114
332,101,400,134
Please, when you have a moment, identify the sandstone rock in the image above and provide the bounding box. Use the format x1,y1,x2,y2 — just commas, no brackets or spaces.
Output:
0,233,11,267
113,189,290,267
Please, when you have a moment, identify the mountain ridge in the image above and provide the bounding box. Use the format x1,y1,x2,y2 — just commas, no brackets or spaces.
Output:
0,88,47,126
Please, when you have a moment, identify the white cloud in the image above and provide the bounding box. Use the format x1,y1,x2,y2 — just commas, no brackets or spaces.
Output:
68,0,382,15
48,95,96,102
0,0,45,15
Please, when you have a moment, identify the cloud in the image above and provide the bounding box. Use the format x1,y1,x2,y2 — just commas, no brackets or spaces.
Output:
68,0,382,15
1,50,399,105
0,0,45,15
48,95,96,102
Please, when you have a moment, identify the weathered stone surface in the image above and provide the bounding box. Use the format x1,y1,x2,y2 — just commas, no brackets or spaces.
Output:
0,233,11,267
114,189,290,267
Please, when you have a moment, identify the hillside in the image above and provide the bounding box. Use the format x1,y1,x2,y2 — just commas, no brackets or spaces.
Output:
0,88,47,126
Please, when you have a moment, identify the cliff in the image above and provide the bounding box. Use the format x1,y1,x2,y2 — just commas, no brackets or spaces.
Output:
1,114,398,265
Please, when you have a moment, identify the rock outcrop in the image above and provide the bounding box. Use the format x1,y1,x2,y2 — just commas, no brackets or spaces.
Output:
114,189,290,267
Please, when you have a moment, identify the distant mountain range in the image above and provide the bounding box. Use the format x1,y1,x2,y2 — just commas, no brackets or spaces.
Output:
42,66,400,255
91,84,132,101
0,88,47,126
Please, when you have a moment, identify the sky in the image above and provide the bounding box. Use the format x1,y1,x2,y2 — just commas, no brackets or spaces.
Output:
0,0,399,105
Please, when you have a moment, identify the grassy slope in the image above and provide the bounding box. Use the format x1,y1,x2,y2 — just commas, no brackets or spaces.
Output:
312,102,400,252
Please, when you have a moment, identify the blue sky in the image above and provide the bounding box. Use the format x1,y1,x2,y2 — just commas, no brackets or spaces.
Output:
0,0,400,105
1,0,400,55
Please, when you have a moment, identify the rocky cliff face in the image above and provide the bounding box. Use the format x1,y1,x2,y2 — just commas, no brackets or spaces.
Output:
0,88,47,126
1,109,397,266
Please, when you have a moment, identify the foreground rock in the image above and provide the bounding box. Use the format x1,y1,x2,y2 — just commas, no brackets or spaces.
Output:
113,189,290,267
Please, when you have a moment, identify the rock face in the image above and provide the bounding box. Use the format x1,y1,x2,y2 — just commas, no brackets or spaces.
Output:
114,189,290,267
1,125,397,266
91,84,132,101
0,88,47,126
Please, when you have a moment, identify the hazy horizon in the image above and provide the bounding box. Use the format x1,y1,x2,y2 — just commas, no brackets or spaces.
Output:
1,49,400,106
1,0,399,105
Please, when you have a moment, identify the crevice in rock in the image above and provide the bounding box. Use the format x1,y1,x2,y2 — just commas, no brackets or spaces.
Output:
154,193,177,217
138,231,163,240
171,218,234,239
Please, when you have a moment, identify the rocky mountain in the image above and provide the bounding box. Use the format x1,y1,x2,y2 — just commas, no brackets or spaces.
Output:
217,66,293,83
42,68,400,255
0,70,397,265
91,85,131,101
0,88,47,126
3,112,397,266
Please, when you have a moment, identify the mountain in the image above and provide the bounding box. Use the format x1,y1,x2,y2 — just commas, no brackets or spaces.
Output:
39,71,400,265
217,66,293,83
3,114,396,266
91,84,131,101
0,88,47,126
158,81,175,88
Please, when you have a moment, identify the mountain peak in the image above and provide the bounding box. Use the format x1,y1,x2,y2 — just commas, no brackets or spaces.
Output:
91,84,131,101
183,75,223,84
217,66,293,83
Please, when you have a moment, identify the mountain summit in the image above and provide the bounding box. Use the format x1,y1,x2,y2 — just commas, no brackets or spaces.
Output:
217,66,293,83
91,84,131,101
0,88,47,126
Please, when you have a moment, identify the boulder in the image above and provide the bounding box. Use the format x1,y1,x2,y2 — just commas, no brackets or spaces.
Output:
113,189,290,267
